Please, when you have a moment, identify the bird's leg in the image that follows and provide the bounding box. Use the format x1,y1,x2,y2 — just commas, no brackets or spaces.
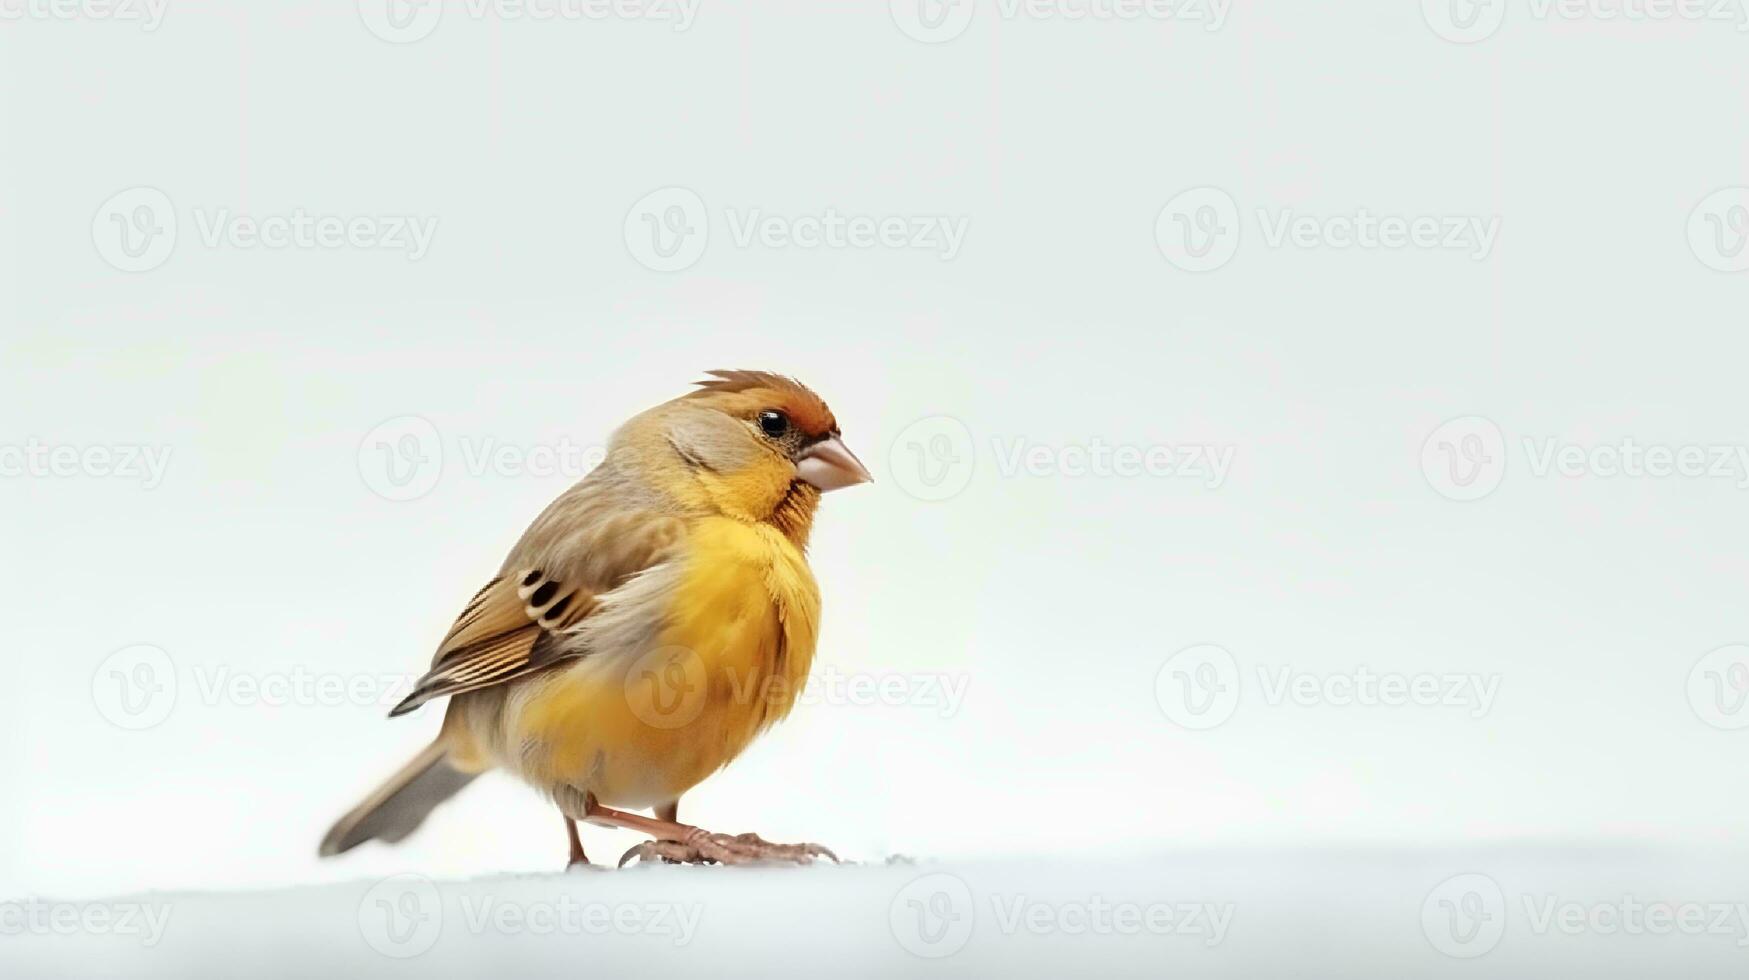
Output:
583,798,838,867
565,815,589,868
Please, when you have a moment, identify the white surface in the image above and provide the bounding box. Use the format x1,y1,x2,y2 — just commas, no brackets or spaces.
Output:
8,849,1749,977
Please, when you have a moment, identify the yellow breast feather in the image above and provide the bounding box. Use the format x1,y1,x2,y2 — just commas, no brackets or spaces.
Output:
509,516,820,807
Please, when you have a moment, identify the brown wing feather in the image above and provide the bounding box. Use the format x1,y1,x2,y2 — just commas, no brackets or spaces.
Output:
389,573,581,716
388,497,686,717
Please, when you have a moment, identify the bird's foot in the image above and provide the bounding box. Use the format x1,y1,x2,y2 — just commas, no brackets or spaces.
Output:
618,830,839,868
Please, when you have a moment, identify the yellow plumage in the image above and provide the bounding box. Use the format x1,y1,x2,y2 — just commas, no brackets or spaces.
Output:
512,517,820,807
320,371,868,867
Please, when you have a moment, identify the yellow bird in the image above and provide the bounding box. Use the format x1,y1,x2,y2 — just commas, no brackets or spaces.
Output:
320,371,872,867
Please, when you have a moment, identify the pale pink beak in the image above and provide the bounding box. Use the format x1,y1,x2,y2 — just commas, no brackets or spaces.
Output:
796,435,874,492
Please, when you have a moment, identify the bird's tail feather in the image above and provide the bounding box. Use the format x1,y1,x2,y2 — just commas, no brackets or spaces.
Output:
319,741,477,857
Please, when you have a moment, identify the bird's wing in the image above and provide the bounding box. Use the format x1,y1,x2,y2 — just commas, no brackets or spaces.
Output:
389,500,686,717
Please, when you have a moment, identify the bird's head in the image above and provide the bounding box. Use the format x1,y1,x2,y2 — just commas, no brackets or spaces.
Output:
611,370,872,542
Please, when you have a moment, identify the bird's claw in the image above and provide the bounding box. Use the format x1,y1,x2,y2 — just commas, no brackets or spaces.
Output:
618,831,839,868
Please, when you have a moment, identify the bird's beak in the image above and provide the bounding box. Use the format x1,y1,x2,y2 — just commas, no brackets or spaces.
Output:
796,436,874,492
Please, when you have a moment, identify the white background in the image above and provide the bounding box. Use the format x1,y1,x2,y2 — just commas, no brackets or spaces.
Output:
4,0,1749,903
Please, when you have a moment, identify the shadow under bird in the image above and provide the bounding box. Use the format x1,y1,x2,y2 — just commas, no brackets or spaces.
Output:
320,371,873,867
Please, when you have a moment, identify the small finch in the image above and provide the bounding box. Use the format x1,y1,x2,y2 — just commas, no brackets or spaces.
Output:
321,371,872,867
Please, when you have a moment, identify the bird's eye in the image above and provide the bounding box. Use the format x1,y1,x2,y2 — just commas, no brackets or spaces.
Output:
758,410,790,437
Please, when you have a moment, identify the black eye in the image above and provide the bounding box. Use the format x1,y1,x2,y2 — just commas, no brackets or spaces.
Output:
758,411,790,437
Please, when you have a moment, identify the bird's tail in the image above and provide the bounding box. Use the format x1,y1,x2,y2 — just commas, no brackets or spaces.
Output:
318,741,477,857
